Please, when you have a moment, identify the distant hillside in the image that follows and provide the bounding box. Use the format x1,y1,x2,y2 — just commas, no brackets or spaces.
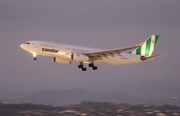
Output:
81,82,180,99
21,89,180,106
0,91,28,100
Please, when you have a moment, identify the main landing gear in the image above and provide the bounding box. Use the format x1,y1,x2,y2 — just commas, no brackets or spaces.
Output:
78,63,87,71
78,63,98,71
88,63,98,70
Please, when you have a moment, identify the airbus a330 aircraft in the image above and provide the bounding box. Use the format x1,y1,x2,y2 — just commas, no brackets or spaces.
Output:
20,35,163,71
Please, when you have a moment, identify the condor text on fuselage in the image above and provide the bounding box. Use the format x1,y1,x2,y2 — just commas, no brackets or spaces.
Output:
42,48,59,53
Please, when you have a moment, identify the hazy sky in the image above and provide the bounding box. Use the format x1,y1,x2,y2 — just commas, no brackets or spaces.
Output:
0,0,180,98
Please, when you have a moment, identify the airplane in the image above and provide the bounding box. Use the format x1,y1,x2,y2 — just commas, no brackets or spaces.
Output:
20,35,163,71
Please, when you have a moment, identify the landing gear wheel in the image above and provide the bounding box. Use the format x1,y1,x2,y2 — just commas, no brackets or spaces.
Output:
78,65,83,68
78,63,87,71
82,67,87,71
92,66,97,70
88,63,94,67
33,57,37,60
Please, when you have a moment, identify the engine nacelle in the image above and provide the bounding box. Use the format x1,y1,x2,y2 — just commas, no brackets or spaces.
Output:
58,52,72,60
72,53,89,62
53,57,71,64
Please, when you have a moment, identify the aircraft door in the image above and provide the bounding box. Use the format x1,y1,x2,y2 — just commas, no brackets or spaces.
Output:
34,42,39,48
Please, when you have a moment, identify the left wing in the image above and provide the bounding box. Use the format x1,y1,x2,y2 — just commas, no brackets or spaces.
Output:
85,44,141,60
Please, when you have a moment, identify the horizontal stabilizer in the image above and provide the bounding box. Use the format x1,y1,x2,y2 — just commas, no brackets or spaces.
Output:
144,54,164,61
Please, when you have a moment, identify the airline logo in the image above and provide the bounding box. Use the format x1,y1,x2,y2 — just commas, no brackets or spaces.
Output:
131,35,159,56
42,48,59,53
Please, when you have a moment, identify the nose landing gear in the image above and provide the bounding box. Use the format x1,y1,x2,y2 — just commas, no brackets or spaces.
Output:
32,53,37,60
33,57,37,60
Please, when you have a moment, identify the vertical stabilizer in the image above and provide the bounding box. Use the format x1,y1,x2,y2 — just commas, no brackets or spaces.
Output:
131,35,159,56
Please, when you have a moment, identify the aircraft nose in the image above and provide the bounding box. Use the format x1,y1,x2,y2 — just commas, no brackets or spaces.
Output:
20,44,24,49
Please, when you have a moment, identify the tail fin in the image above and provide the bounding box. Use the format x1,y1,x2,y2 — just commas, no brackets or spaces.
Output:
131,35,159,56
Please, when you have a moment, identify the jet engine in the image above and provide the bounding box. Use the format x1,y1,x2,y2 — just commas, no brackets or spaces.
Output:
53,57,71,64
72,53,89,62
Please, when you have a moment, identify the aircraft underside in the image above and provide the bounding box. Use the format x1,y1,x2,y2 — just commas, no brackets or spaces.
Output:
31,53,143,71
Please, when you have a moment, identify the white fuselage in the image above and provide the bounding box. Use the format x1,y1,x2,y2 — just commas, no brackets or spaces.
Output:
20,40,143,65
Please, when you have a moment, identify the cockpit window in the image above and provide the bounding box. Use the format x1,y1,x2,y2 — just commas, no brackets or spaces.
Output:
24,42,30,44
